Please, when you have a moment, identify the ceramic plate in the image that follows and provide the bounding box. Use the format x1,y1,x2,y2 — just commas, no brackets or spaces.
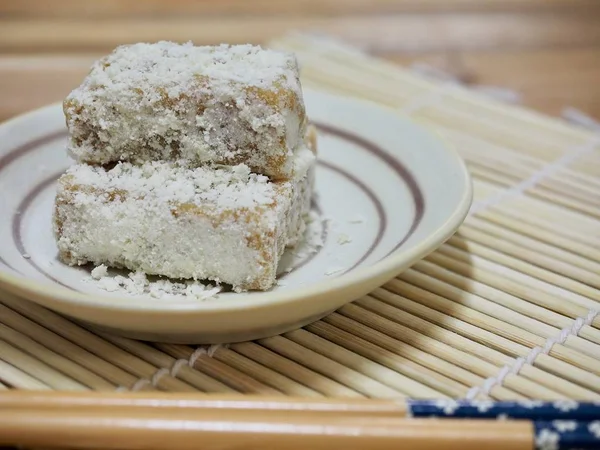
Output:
0,89,471,343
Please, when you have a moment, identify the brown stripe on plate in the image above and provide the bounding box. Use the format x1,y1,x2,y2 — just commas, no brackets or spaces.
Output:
313,122,425,255
11,170,76,290
0,131,67,273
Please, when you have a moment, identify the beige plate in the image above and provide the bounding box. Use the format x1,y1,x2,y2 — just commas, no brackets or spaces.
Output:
0,89,472,343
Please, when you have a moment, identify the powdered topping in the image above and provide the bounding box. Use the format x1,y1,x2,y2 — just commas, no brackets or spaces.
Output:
291,145,316,180
64,161,280,211
88,268,221,301
81,42,299,97
287,211,325,261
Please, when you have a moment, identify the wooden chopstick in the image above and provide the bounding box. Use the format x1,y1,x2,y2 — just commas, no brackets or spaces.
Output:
0,390,407,415
0,391,535,450
2,392,600,449
0,403,532,450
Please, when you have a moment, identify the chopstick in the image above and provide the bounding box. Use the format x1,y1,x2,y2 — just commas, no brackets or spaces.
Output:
0,391,596,449
0,408,531,450
0,390,407,415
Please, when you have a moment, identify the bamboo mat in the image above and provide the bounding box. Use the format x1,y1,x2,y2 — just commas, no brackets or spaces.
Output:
0,33,599,403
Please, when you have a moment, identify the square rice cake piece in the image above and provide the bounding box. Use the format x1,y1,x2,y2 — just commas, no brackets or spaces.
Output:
53,134,317,292
64,41,307,179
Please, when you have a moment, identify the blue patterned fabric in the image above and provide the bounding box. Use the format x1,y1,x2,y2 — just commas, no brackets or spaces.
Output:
535,420,600,450
407,400,600,450
408,399,600,420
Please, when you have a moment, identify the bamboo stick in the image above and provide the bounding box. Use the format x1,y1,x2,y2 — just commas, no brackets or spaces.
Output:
322,314,523,400
416,256,600,354
96,332,234,394
387,277,600,375
403,263,600,352
0,303,139,388
258,335,395,398
436,245,600,343
0,323,114,391
468,162,600,210
467,163,600,207
156,343,284,396
339,304,563,400
442,238,600,306
284,328,440,398
358,294,598,399
295,34,594,140
465,216,600,274
281,35,598,153
432,122,600,197
421,254,576,326
467,164,518,187
456,225,600,288
370,288,600,395
456,145,600,201
306,321,464,398
228,342,363,398
485,194,600,240
0,340,88,391
0,294,194,392
0,359,50,390
476,209,600,262
210,347,323,397
395,271,556,341
529,188,600,220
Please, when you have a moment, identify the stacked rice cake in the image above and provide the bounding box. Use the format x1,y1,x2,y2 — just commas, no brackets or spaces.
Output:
63,41,307,180
55,42,316,292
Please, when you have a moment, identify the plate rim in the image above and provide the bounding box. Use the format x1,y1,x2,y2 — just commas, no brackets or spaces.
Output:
0,89,473,314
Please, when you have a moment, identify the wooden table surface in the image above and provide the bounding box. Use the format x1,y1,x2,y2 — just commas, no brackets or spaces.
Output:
1,0,599,122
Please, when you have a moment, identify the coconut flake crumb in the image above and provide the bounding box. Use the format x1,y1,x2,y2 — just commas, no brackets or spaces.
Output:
88,269,221,301
337,233,352,245
22,253,31,259
291,211,325,259
91,264,108,280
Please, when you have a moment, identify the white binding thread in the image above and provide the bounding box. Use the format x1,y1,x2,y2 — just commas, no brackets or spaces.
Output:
469,135,600,216
170,358,189,377
188,346,210,367
470,107,600,216
115,344,224,391
465,310,599,399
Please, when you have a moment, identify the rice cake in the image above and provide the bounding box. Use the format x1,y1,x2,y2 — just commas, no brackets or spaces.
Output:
53,136,316,292
63,41,307,180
